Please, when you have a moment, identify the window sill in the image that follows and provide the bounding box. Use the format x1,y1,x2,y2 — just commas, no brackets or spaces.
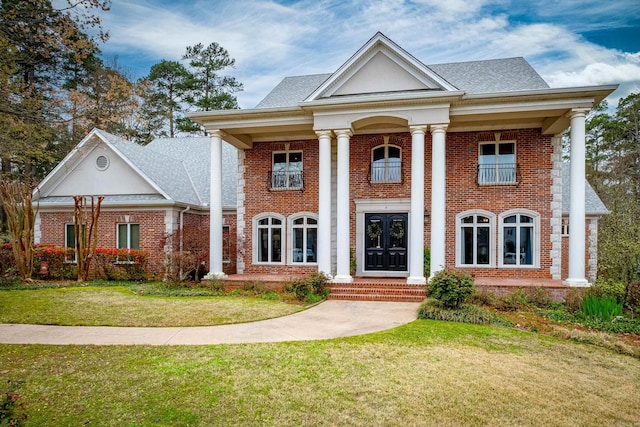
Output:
478,181,517,186
270,186,303,191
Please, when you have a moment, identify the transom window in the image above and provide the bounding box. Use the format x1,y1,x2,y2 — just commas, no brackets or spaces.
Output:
371,144,401,183
501,212,536,266
290,214,317,264
117,223,140,250
272,151,302,189
478,141,516,185
255,215,284,264
457,211,495,267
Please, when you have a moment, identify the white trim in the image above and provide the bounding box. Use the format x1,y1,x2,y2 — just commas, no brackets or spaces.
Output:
370,139,402,184
252,212,286,265
498,209,540,268
455,210,496,268
271,148,303,190
477,139,517,186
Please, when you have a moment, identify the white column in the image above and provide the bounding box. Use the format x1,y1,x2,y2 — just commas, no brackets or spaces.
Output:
317,130,333,276
205,130,227,280
430,124,448,278
333,129,353,283
408,126,427,284
567,109,590,286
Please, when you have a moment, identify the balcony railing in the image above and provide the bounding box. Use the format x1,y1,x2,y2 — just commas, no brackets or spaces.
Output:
370,162,402,183
478,163,518,185
269,170,304,190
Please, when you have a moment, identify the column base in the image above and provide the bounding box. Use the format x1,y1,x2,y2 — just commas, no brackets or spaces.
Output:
332,275,353,284
204,272,228,280
564,278,590,287
407,276,427,285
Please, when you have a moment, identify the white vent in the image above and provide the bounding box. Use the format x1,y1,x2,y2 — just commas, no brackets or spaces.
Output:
96,155,109,170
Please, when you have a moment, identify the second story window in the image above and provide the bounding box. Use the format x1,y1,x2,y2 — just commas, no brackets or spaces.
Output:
371,144,401,183
272,151,302,189
478,141,516,185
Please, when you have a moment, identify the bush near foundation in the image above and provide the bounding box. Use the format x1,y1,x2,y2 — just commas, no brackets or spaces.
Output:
427,268,475,309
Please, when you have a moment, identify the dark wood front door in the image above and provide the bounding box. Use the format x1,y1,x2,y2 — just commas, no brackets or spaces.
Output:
364,213,408,271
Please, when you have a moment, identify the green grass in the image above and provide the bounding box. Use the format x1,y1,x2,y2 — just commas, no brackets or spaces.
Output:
1,320,639,426
0,286,302,326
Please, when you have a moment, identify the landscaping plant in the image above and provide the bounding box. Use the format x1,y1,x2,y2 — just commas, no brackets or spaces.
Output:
582,295,623,322
427,268,475,308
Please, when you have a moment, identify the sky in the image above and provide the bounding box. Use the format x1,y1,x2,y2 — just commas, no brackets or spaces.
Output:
92,0,640,110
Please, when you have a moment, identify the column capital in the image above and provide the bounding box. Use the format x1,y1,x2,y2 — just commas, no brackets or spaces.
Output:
409,125,427,135
315,130,333,139
334,129,353,138
566,108,590,119
430,124,448,133
208,129,225,138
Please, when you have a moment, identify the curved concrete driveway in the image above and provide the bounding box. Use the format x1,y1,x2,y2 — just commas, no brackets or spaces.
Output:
0,300,420,346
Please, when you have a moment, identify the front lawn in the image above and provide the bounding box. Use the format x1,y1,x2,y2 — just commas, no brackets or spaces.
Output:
1,320,639,426
0,284,302,327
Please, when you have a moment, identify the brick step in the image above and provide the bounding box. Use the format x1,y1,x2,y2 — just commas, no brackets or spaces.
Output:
328,283,426,302
328,293,425,302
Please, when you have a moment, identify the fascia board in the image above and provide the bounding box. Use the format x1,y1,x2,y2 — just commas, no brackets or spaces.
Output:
462,85,618,103
301,90,465,109
450,97,597,116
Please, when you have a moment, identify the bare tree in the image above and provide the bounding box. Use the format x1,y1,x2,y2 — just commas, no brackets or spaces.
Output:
0,180,37,280
73,195,104,282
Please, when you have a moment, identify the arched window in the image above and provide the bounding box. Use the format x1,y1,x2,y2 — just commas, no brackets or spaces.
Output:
253,213,285,264
456,210,495,267
289,213,318,264
499,210,539,267
371,144,401,183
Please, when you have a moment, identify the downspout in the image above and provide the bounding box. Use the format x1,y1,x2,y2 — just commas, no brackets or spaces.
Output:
179,206,190,279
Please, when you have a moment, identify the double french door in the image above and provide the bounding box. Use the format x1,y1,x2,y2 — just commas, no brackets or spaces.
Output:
364,213,408,271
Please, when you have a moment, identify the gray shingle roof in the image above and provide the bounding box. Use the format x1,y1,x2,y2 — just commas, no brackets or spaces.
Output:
562,163,609,215
255,57,549,108
94,130,237,208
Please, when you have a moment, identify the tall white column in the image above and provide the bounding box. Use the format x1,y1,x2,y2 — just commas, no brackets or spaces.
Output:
408,126,427,284
205,130,227,280
567,109,590,286
430,124,448,278
317,130,333,276
333,129,353,283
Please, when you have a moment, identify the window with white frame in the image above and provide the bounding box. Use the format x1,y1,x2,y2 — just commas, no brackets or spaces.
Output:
457,211,495,266
290,214,317,264
117,223,140,249
478,141,516,184
272,151,302,189
371,144,401,183
500,211,538,266
254,214,284,264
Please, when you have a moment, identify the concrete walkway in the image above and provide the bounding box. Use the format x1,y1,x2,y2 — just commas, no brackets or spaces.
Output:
0,300,420,346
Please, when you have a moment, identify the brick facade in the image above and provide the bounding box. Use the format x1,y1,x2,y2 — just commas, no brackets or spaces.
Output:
239,127,591,280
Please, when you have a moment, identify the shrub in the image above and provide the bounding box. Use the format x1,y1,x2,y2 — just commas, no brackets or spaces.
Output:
423,246,431,277
587,279,626,305
427,268,475,309
564,287,586,313
418,298,512,326
625,280,640,311
286,272,330,303
582,296,623,322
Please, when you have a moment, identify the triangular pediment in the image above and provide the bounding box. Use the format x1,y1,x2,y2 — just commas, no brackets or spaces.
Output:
305,32,457,102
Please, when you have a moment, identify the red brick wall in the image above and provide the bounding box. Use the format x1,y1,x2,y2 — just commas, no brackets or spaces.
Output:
242,128,559,279
243,140,319,275
39,209,237,278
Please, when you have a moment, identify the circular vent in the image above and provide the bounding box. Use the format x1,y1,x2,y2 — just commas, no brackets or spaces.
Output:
96,155,109,170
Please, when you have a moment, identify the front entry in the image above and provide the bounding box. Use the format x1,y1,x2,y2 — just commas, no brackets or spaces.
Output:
364,213,408,271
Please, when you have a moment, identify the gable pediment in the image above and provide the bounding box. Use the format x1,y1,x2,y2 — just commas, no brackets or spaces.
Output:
305,32,457,102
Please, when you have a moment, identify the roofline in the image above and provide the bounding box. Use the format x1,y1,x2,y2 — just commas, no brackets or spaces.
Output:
36,199,237,211
462,84,619,104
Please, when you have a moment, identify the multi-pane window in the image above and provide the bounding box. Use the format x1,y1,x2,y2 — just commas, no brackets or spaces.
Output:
502,213,534,266
117,223,140,249
458,212,494,266
256,216,283,263
272,151,302,189
291,215,317,264
478,141,516,184
371,145,401,183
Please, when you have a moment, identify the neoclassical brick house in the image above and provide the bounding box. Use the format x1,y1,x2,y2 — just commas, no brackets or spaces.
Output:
190,32,614,286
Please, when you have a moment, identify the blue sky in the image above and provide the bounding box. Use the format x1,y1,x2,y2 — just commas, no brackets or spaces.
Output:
94,0,640,109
